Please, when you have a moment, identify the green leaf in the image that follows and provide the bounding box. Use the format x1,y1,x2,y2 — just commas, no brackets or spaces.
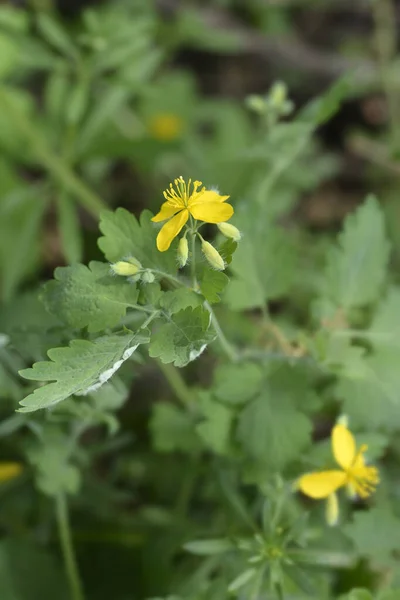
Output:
196,392,233,455
344,507,400,567
336,350,400,430
36,13,78,60
184,538,233,556
19,330,149,412
149,403,199,453
228,568,257,593
0,187,47,300
29,428,81,496
338,591,372,600
160,288,202,314
226,225,296,310
149,306,215,367
0,539,68,600
319,196,390,313
98,208,177,274
200,268,229,304
57,191,83,264
301,77,349,126
42,261,139,332
213,362,264,405
368,287,400,350
237,375,312,470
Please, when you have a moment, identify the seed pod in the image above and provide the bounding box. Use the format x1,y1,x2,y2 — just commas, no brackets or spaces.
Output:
177,236,189,268
111,259,141,277
201,240,225,271
217,222,241,242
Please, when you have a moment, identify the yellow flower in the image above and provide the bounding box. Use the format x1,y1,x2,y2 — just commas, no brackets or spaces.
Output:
148,112,184,141
152,177,234,252
298,424,378,520
0,462,23,483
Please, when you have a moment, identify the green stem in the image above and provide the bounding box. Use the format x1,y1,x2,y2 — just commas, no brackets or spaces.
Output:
372,0,400,150
157,360,193,406
0,90,106,217
151,270,183,288
56,493,85,600
190,226,198,290
204,301,238,362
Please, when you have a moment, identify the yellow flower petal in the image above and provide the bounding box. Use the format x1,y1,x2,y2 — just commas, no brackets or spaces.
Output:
189,201,234,224
156,209,189,252
0,462,23,483
152,201,181,223
298,470,347,499
332,424,356,470
190,190,230,204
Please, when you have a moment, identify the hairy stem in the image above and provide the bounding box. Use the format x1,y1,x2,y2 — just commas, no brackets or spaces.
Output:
157,360,193,406
372,0,400,149
205,301,238,362
56,492,85,600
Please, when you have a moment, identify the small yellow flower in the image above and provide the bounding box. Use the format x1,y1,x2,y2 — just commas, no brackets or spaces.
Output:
298,424,379,511
148,112,184,141
0,462,23,483
152,177,234,252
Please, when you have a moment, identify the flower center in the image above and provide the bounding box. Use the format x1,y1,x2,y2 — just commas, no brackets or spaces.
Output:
163,177,205,208
346,446,379,499
346,465,379,498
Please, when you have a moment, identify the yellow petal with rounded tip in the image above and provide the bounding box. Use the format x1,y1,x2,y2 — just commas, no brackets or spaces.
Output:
152,201,182,223
298,470,347,499
332,424,356,470
0,462,22,482
190,190,229,204
189,201,233,223
156,209,189,252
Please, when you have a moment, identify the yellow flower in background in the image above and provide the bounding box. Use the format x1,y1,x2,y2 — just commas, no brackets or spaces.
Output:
297,424,379,525
152,177,234,252
148,112,184,141
0,462,22,483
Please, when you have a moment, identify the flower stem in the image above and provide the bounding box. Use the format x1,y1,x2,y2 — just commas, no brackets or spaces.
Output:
190,230,198,290
372,0,400,150
55,492,85,600
157,360,193,406
204,301,238,362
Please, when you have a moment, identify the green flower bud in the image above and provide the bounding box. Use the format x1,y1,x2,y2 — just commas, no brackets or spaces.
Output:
325,492,339,527
217,222,241,242
177,236,189,268
270,81,287,107
141,269,155,283
201,240,225,271
111,259,141,277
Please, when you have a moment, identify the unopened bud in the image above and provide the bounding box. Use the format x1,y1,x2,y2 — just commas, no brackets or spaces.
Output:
111,257,142,277
141,269,155,283
246,94,266,114
201,240,225,271
270,81,287,107
217,222,241,242
177,236,189,268
325,492,339,527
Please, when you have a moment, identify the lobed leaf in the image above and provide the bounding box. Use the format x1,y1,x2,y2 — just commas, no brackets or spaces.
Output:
42,261,139,332
18,330,149,412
